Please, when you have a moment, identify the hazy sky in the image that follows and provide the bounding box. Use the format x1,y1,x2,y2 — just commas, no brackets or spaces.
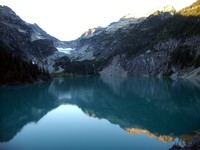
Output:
1,0,196,41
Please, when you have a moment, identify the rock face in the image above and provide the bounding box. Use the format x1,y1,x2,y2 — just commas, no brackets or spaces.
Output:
0,6,71,73
57,1,200,78
1,1,200,78
80,27,103,38
0,6,56,57
99,55,128,77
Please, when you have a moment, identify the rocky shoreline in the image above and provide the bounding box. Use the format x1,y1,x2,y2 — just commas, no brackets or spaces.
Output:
169,131,200,150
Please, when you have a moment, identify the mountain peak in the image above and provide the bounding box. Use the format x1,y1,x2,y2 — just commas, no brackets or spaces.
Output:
120,13,146,20
152,5,176,16
80,27,103,38
161,5,176,13
0,5,16,16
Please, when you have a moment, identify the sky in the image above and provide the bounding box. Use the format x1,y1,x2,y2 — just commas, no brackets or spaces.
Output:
1,0,197,41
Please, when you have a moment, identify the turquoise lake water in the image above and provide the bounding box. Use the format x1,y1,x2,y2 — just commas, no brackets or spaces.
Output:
0,77,200,150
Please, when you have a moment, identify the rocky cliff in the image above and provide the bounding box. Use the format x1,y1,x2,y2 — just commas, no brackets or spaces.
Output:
56,1,200,79
1,1,200,78
0,6,71,73
0,6,55,57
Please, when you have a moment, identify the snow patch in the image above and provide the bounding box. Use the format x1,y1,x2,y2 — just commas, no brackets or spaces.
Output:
31,33,45,42
57,47,75,54
18,28,27,33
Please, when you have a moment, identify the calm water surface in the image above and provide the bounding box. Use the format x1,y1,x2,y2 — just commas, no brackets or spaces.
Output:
0,77,200,150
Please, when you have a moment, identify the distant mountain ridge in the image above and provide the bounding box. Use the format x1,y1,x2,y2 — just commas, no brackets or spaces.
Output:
0,6,56,57
56,0,200,79
0,5,72,74
0,5,65,83
0,1,200,79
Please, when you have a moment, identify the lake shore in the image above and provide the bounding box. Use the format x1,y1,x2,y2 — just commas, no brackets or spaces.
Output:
169,131,200,150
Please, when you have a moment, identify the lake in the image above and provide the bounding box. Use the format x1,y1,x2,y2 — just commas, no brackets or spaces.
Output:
0,77,200,150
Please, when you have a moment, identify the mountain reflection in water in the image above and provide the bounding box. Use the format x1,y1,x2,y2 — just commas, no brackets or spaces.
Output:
0,77,200,145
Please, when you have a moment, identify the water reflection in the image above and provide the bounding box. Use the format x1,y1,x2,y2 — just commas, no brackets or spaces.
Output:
0,82,58,142
0,77,200,144
50,77,200,140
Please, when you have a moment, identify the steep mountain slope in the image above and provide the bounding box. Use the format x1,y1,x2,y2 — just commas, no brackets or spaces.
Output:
57,1,200,78
0,6,72,73
1,2,200,78
0,43,51,84
0,6,55,57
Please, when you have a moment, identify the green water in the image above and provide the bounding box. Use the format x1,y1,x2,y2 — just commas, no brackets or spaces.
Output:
0,77,200,150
